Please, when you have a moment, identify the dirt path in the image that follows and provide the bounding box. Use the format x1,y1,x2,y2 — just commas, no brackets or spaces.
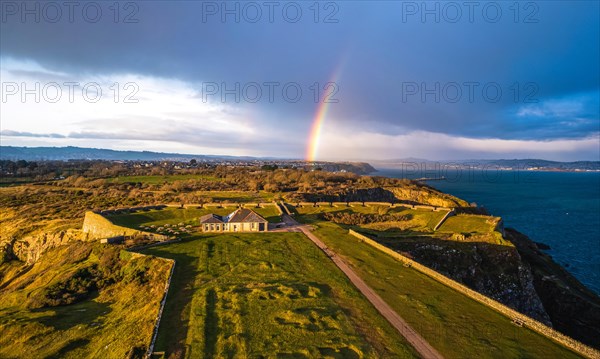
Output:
283,215,443,359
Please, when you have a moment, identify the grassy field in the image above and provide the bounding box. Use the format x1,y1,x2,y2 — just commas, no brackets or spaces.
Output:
140,233,419,358
194,190,278,203
438,214,497,234
291,204,508,246
108,206,282,232
0,243,171,359
306,220,582,359
292,204,448,232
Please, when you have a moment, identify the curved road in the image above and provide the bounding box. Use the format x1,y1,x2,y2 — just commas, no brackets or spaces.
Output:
282,214,444,359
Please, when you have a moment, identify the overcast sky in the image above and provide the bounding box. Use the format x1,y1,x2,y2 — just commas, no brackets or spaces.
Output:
1,1,598,161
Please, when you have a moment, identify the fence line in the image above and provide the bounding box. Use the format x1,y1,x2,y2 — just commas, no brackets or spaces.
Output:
348,229,600,359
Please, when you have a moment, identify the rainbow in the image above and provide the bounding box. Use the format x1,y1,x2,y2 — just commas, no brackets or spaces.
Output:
305,97,331,162
305,64,345,162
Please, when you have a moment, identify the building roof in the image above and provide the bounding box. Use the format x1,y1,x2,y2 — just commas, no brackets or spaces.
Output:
228,208,268,223
200,208,268,224
199,213,224,224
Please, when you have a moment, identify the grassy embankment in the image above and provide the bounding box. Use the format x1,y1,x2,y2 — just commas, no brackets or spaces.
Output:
0,243,171,359
293,212,582,358
140,232,419,358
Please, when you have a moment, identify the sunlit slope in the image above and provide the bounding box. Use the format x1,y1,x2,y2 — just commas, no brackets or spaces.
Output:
0,242,171,359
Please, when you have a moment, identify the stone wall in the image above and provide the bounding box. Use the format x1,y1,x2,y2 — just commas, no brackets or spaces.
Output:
279,201,292,216
273,201,284,216
82,211,167,241
433,210,455,231
287,201,452,212
348,229,600,359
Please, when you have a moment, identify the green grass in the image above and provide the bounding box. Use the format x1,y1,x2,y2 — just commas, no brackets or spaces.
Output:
0,178,40,187
306,220,582,359
109,207,235,229
252,206,282,223
140,233,419,358
438,214,496,234
194,190,277,203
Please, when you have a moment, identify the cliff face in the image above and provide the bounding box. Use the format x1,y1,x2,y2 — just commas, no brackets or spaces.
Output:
4,229,83,264
376,229,600,349
0,208,85,265
387,186,469,208
287,185,469,208
506,228,600,349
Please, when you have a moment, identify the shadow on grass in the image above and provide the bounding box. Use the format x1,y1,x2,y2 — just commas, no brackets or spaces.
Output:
204,289,219,358
44,338,91,359
33,298,111,331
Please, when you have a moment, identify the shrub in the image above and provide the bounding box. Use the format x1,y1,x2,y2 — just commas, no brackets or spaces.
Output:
30,265,101,308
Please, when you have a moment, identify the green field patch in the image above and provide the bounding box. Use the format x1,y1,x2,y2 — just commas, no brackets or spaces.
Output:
194,190,277,203
107,174,221,184
292,204,447,232
139,233,419,358
438,214,496,234
109,207,235,228
252,205,282,223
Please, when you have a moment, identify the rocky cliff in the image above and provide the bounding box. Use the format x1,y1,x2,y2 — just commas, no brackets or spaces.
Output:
375,236,552,324
506,228,600,349
0,208,85,265
8,229,83,264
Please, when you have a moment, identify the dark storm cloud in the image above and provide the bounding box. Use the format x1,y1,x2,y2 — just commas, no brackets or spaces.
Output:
1,0,598,142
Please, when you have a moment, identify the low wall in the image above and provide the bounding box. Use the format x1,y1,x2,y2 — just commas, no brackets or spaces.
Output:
273,201,284,216
279,201,292,216
165,202,276,209
348,229,600,359
410,204,451,212
433,210,455,231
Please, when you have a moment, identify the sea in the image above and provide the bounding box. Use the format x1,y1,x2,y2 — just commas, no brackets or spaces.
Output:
376,167,600,295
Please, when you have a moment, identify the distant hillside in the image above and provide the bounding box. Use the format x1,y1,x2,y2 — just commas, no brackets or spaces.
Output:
0,146,257,162
372,158,600,171
0,146,376,174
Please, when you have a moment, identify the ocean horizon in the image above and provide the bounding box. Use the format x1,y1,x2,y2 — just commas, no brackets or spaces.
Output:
377,168,600,295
